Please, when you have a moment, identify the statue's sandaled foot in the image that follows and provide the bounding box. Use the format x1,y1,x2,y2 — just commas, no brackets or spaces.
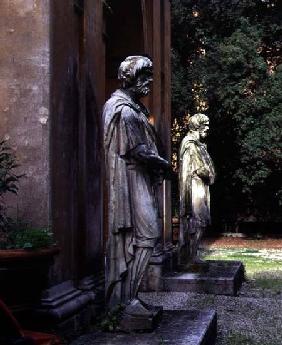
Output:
123,298,155,317
118,298,162,332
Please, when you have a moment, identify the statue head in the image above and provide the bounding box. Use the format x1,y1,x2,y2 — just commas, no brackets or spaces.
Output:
188,113,210,140
118,56,153,98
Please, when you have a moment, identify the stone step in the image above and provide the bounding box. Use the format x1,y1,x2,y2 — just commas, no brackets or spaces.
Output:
163,260,244,296
71,309,217,345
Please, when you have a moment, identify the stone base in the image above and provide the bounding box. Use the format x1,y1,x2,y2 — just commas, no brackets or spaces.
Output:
163,260,245,296
71,310,217,345
140,246,177,292
119,305,163,332
34,276,105,336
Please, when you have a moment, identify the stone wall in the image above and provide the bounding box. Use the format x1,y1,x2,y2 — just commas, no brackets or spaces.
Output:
0,0,171,331
0,0,50,227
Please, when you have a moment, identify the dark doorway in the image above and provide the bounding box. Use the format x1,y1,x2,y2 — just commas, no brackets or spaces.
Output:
104,0,145,98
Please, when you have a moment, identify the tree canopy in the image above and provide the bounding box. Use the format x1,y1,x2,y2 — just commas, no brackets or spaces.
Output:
171,0,282,227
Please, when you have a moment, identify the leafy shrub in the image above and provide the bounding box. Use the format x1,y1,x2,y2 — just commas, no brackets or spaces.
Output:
0,140,22,229
171,0,282,225
0,141,55,250
3,223,55,250
99,304,125,331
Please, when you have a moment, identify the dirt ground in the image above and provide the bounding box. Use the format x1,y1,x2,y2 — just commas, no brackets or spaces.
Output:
202,236,282,249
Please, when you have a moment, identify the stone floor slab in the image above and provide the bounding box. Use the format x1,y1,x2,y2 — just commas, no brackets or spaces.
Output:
71,310,217,345
163,260,244,296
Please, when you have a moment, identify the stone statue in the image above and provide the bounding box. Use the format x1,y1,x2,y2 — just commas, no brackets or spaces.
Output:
103,56,170,328
178,113,215,265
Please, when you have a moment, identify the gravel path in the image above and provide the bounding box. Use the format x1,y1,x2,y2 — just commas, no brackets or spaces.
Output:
71,240,282,344
139,282,282,345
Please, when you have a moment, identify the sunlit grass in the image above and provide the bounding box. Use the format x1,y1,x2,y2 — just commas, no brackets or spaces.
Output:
201,248,282,293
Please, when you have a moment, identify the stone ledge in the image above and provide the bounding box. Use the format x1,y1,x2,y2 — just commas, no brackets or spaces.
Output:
33,277,104,335
163,260,245,296
70,309,217,345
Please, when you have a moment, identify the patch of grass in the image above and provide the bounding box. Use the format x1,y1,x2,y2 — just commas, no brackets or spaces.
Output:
225,332,257,345
251,274,282,293
225,332,278,345
242,248,260,254
201,248,282,293
202,249,282,274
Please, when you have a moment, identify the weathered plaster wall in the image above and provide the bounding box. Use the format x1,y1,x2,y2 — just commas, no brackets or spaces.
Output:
0,0,50,227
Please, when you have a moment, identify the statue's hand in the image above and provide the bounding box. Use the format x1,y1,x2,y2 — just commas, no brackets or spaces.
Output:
132,144,170,172
195,167,210,182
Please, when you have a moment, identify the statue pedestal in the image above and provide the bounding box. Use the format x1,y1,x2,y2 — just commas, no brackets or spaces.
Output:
119,303,163,332
140,245,177,292
163,260,245,296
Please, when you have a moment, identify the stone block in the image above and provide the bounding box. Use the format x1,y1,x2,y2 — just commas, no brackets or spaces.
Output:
119,305,163,332
163,260,245,296
140,247,177,292
34,280,98,334
71,309,217,345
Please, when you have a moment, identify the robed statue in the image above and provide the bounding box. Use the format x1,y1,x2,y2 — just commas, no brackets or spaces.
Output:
103,56,170,327
179,114,215,265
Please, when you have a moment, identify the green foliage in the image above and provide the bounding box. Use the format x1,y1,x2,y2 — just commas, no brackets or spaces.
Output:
203,247,282,294
0,140,22,229
0,141,54,250
99,304,125,332
253,275,282,293
171,0,282,224
203,247,282,274
0,221,55,250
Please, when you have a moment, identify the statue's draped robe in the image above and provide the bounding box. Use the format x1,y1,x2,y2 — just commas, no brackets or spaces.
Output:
179,133,215,249
103,89,161,307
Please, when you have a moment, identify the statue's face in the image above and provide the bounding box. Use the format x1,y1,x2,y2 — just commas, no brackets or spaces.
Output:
132,70,153,98
199,122,209,140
